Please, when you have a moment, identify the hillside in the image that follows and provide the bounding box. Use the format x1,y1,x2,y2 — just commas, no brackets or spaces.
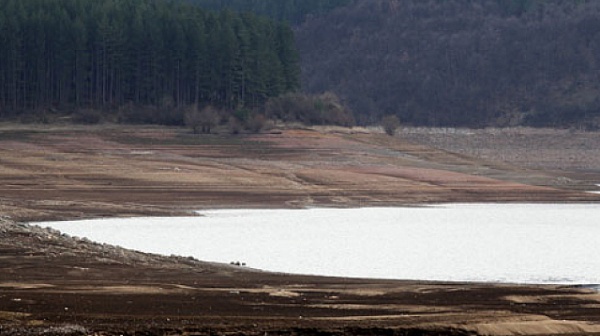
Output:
1,125,599,222
5,0,600,129
296,0,600,128
186,0,355,24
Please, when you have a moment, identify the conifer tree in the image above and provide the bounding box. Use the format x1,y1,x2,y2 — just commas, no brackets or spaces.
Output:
0,0,300,121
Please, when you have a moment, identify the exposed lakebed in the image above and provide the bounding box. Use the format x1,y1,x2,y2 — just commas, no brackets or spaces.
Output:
41,204,600,285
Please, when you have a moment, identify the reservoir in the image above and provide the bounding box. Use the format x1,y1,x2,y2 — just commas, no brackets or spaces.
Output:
41,204,600,284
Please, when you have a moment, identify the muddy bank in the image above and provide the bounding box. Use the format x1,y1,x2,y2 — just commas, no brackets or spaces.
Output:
2,217,600,336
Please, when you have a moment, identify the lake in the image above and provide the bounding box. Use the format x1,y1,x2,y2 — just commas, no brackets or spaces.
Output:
41,204,600,285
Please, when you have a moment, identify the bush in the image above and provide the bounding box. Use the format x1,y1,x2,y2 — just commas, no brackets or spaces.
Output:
119,104,160,124
265,93,312,123
118,103,146,124
119,99,184,126
16,108,53,124
246,114,267,133
73,108,102,124
184,105,220,134
317,92,355,126
265,92,354,126
152,107,184,126
228,116,242,134
381,115,400,136
233,108,251,122
184,106,202,133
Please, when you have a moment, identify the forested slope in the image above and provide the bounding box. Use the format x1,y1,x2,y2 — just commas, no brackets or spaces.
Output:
0,0,300,121
186,0,355,24
3,0,599,129
297,0,600,128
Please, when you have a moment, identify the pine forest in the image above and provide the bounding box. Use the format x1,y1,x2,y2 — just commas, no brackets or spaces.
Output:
0,0,301,120
186,0,356,24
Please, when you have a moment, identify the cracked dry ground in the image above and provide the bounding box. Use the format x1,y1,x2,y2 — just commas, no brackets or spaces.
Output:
1,125,600,335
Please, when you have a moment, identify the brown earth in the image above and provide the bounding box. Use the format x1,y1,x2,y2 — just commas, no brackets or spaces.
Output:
1,124,600,336
400,127,600,187
1,124,598,222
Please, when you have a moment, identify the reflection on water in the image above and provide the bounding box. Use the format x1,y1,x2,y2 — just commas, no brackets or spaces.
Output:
41,204,600,284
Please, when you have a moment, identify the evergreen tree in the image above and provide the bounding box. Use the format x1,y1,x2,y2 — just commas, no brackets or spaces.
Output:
186,0,356,24
0,0,301,122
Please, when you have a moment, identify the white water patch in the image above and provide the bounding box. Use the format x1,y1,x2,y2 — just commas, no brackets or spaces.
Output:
41,204,600,285
586,184,600,194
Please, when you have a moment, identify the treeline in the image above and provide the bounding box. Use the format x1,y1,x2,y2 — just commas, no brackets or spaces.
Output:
297,0,600,128
0,0,300,122
186,0,355,24
494,0,591,16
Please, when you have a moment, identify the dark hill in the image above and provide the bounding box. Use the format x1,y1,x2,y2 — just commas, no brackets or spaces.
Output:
296,0,600,128
186,0,356,24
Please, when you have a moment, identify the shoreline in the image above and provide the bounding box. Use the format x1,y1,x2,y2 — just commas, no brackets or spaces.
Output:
3,216,600,336
2,125,600,223
38,203,600,287
26,199,600,224
3,126,600,335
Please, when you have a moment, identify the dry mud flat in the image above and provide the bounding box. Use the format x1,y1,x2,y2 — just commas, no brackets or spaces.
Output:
0,125,598,221
1,125,600,335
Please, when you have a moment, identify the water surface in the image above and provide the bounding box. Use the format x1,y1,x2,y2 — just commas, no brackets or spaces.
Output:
42,204,600,284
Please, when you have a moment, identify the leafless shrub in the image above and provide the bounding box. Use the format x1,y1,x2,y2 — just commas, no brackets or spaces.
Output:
317,92,355,127
381,115,400,136
246,114,267,133
184,105,220,134
228,116,242,134
265,92,354,126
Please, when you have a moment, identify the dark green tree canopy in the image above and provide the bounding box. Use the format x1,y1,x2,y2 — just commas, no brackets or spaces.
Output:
0,0,301,119
185,0,356,24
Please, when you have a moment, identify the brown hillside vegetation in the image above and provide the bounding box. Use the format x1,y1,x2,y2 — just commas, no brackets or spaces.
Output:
297,0,600,128
1,124,600,335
